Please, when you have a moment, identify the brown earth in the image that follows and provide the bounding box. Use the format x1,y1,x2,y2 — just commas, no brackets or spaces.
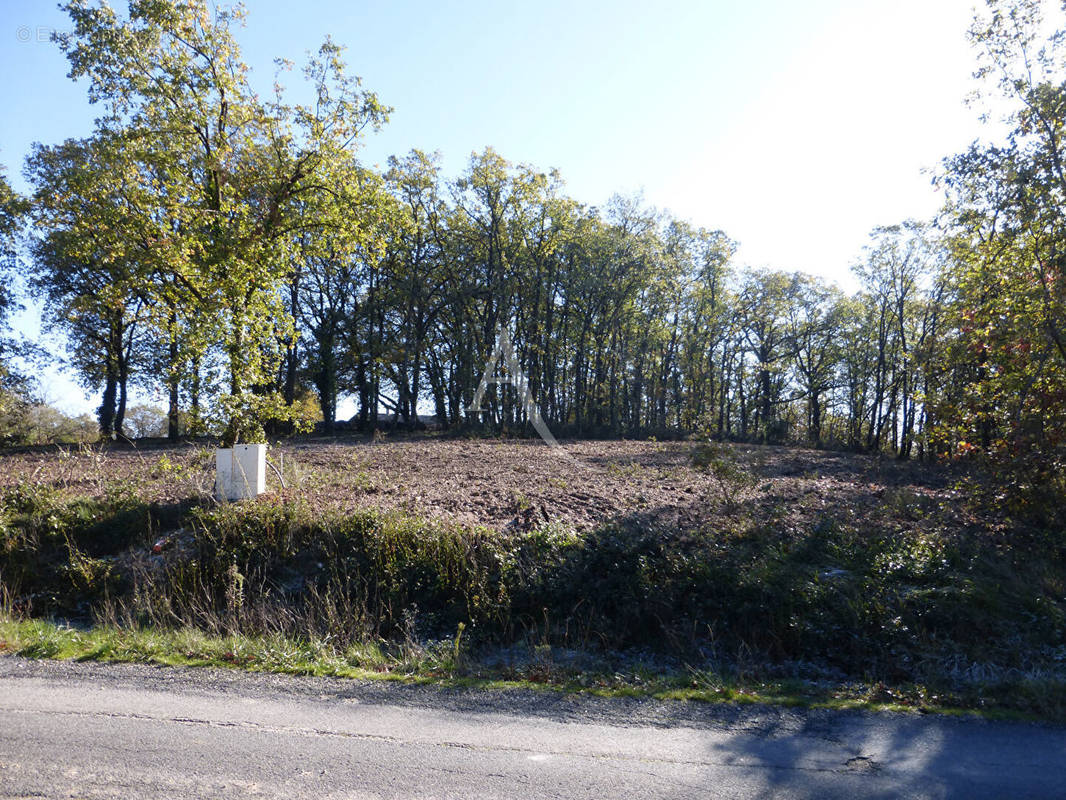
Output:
0,435,975,537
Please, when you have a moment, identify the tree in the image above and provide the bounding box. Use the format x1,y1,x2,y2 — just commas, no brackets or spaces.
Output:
293,156,393,430
0,166,34,433
122,404,167,438
678,227,735,433
54,0,389,443
0,167,26,326
380,150,451,429
734,269,798,441
26,134,152,438
854,222,935,455
938,0,1066,457
787,274,843,447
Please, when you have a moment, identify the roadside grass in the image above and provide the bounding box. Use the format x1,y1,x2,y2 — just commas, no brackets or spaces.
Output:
0,615,1058,723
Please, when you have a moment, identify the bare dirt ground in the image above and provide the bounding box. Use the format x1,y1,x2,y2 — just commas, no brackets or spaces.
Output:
0,435,970,536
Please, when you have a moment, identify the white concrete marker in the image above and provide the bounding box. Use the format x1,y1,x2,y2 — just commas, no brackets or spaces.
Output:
215,443,266,501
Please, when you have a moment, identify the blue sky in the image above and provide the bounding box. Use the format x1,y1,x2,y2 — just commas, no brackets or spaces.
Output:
1,0,988,415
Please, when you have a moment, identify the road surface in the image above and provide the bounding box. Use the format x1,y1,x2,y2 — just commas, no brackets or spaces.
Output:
0,657,1063,798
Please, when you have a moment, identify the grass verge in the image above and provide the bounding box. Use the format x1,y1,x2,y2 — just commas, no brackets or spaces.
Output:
1,615,1059,723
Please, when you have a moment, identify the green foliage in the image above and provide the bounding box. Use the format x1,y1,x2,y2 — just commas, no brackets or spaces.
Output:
31,0,392,443
935,0,1066,476
0,166,27,326
0,482,148,612
7,0,1065,538
0,402,98,446
118,405,167,439
0,166,37,428
690,441,755,506
4,0,1066,721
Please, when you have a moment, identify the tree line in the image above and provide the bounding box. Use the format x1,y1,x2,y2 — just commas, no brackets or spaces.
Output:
0,0,1064,473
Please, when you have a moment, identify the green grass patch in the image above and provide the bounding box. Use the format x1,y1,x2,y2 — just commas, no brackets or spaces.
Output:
0,616,1061,723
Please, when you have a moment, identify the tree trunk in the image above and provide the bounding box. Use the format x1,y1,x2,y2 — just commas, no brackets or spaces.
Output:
98,370,117,439
168,332,180,440
115,367,128,438
316,334,337,433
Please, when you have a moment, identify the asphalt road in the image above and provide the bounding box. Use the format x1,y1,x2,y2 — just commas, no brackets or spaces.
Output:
0,658,1063,799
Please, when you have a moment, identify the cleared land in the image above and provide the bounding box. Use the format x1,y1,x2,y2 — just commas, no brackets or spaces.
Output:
0,436,961,535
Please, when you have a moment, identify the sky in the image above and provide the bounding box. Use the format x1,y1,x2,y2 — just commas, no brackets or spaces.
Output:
0,0,993,416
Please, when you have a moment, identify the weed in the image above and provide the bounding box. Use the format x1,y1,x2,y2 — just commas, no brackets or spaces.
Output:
606,461,644,479
691,441,756,507
350,469,377,492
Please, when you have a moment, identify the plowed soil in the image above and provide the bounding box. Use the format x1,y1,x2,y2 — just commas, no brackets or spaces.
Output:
0,436,969,536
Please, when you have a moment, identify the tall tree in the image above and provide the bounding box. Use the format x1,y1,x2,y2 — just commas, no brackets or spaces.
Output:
854,222,934,455
735,269,797,442
0,166,34,437
787,274,843,447
294,157,393,430
381,150,450,429
54,0,389,442
26,135,152,438
938,0,1066,457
